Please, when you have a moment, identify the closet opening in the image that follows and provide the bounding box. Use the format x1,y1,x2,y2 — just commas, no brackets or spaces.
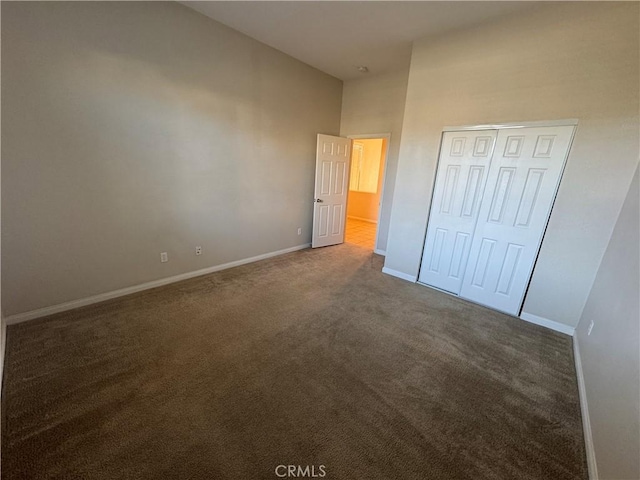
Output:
417,121,577,317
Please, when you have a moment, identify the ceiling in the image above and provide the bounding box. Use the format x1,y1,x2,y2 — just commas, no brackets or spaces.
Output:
182,1,538,81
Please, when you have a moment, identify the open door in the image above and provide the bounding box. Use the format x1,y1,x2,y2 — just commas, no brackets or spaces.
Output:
312,134,352,248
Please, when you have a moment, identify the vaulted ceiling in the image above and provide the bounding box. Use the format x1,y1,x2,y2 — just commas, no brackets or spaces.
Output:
183,1,538,80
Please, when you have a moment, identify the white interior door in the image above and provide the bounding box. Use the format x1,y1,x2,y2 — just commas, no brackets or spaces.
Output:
312,134,352,248
418,130,498,293
459,125,575,314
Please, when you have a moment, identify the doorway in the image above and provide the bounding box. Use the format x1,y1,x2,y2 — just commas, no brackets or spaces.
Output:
345,136,388,252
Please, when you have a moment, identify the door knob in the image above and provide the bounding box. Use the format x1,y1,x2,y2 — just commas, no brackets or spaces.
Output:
316,199,324,203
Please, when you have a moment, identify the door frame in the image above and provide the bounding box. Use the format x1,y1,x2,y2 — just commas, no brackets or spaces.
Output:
417,119,579,318
346,133,391,255
442,118,578,132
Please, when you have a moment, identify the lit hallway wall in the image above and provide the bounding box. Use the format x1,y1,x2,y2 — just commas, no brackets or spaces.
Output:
347,139,385,223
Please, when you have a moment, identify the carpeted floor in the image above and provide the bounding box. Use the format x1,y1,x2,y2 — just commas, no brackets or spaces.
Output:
2,244,587,480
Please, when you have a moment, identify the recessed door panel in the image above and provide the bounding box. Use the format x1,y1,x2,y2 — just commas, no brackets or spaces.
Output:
418,130,498,293
514,169,545,227
461,166,485,218
471,238,497,288
318,205,330,238
320,162,332,195
440,166,460,215
331,205,344,235
488,167,516,224
495,243,524,296
427,228,448,273
448,232,470,279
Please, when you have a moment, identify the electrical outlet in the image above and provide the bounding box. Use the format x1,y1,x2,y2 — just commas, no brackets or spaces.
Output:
587,320,595,336
195,246,202,256
160,252,168,263
297,228,302,235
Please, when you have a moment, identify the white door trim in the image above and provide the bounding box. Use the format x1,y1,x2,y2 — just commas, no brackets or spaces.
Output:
443,119,578,132
347,133,392,254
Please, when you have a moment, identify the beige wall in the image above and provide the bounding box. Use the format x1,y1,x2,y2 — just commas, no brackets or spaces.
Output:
341,68,409,253
575,164,639,480
385,2,639,328
1,2,342,316
347,138,385,223
0,0,3,459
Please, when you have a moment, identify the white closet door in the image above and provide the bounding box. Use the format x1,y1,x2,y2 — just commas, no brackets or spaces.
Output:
459,125,575,315
418,130,497,293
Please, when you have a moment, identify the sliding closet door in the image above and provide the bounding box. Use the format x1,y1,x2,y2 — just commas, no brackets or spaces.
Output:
418,130,497,293
459,125,575,315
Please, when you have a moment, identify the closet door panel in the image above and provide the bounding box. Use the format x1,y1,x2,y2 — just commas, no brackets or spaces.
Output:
460,125,575,315
418,130,497,294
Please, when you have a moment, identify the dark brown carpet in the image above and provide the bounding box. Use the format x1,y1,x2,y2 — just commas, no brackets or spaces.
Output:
2,244,587,479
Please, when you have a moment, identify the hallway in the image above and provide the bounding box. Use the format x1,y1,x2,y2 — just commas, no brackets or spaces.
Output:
345,218,376,250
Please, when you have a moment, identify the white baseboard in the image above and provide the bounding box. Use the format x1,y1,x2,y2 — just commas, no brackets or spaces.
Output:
347,215,377,224
0,317,3,480
573,337,598,479
5,244,311,325
519,312,575,336
381,267,417,283
1,316,6,386
1,315,6,473
373,248,386,256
